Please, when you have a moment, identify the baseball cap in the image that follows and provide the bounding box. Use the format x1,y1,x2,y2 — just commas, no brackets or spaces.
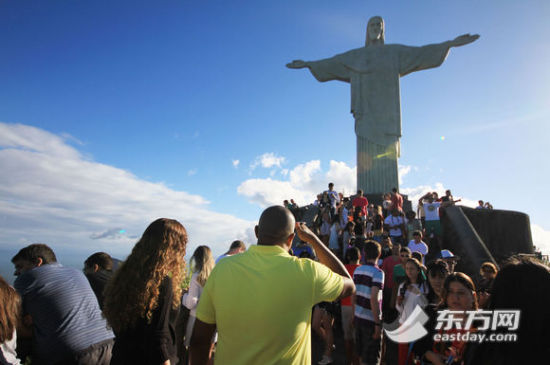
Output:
438,249,460,260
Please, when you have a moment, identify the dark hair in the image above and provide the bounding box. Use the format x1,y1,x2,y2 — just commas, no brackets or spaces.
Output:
345,247,361,264
441,272,478,310
412,230,422,237
357,189,363,195
363,240,381,260
427,259,449,277
230,240,246,251
392,187,397,192
399,247,411,255
406,210,416,219
85,252,113,271
411,251,423,262
403,258,425,287
426,260,450,303
473,257,550,363
11,244,57,265
299,250,315,259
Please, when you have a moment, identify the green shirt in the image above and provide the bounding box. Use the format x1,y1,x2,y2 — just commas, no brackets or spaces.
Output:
196,244,344,365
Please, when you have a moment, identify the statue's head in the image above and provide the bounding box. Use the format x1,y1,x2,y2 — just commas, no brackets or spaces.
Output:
365,16,385,46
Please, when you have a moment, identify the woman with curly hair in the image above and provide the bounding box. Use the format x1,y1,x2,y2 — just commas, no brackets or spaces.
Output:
103,218,187,365
0,275,21,365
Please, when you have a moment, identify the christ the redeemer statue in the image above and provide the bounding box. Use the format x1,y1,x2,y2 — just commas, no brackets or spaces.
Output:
287,16,479,194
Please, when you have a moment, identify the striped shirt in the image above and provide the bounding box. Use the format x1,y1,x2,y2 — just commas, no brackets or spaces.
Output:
353,263,384,325
14,263,114,364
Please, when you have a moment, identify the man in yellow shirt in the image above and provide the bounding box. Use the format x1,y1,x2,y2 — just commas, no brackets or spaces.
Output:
190,205,355,365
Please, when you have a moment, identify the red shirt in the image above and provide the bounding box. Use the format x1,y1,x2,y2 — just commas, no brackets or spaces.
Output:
352,196,369,217
381,256,401,289
341,264,360,306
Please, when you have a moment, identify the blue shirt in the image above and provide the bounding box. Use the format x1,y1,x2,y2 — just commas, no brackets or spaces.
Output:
353,263,384,325
14,263,114,364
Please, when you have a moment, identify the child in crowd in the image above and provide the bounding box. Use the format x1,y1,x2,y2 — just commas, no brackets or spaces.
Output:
353,241,384,365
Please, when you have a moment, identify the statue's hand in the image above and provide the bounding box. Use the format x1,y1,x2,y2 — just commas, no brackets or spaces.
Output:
286,60,308,69
451,33,480,47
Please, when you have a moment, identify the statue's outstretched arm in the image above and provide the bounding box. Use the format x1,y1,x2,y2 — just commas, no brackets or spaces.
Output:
449,33,480,48
286,60,310,69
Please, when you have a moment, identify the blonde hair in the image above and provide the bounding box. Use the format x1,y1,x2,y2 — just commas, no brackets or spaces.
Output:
103,218,187,332
0,275,20,343
190,245,215,287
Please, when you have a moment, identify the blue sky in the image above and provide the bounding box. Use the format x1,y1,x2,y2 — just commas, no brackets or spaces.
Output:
1,0,549,280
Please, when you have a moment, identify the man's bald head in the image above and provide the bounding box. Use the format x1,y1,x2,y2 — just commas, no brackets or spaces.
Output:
256,206,296,246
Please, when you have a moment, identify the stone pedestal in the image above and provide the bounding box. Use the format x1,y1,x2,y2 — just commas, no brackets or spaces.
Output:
357,136,399,194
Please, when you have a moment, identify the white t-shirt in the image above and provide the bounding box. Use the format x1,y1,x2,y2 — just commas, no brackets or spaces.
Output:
325,190,340,208
423,202,441,221
396,282,428,324
408,240,429,262
384,215,404,236
329,223,340,250
0,331,21,365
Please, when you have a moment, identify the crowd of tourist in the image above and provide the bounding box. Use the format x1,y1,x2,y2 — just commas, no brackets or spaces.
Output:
1,186,548,365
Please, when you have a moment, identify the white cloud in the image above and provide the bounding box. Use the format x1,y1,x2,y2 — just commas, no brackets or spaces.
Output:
289,160,321,187
187,169,197,176
238,159,355,207
250,152,286,171
398,165,412,185
531,224,550,256
232,159,240,168
0,122,255,260
325,161,356,196
237,178,309,208
401,183,479,212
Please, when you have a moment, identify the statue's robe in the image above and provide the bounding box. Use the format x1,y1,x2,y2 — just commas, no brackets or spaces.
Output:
307,43,451,193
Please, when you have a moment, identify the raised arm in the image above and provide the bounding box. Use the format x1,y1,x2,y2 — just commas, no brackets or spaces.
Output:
448,33,480,48
295,222,355,299
286,60,310,69
286,54,351,83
